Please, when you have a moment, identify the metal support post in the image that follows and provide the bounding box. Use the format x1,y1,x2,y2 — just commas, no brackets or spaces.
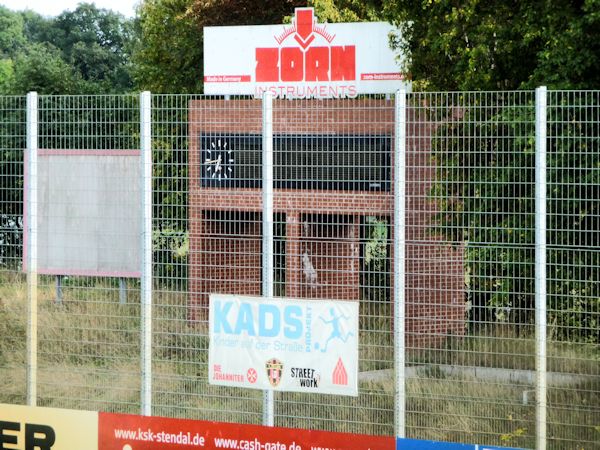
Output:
140,91,153,416
535,86,548,450
56,275,63,304
119,278,127,305
262,92,275,426
394,89,407,438
26,91,38,407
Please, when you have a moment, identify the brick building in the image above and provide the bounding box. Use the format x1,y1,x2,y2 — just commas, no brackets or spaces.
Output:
188,98,465,346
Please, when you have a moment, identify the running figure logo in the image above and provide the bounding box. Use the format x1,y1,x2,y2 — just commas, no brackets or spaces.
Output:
315,307,354,352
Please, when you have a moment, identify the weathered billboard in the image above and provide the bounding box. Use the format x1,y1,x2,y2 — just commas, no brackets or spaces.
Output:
24,149,141,277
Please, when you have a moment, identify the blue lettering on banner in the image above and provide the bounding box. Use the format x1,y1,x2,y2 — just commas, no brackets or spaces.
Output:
213,299,305,339
235,303,256,335
397,438,524,450
259,304,280,337
284,306,302,339
305,306,312,352
214,300,233,333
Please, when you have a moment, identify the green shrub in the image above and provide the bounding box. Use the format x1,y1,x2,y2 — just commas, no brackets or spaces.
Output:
430,93,600,342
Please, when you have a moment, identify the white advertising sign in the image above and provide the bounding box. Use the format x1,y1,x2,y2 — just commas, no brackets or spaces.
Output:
203,7,410,98
209,294,359,396
24,150,141,278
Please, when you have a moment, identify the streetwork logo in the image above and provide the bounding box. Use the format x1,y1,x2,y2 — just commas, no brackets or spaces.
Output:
255,8,357,98
266,358,284,387
291,367,321,388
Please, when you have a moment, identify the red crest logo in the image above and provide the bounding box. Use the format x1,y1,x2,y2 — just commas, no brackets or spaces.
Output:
265,358,284,387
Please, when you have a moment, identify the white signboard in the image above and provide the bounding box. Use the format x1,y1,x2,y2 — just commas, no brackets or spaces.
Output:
209,294,359,396
203,7,410,98
24,150,141,277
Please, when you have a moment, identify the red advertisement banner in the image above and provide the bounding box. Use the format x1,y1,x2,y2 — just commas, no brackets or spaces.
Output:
99,412,393,450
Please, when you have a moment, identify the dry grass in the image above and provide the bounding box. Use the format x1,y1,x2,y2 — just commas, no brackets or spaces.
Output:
1,270,599,448
0,271,27,404
411,328,600,376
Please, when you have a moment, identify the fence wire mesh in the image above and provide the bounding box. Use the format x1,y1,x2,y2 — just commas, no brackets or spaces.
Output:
0,95,26,404
269,97,395,435
545,91,599,448
406,91,537,447
34,95,141,413
0,90,598,449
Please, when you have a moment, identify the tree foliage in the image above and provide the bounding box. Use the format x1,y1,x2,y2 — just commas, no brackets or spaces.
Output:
11,43,84,94
379,0,600,91
52,3,134,91
310,0,382,22
384,0,600,338
0,3,134,95
131,0,201,93
132,0,305,93
0,6,26,56
430,94,599,341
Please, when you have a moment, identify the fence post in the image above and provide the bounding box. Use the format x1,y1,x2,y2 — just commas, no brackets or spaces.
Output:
26,91,38,407
394,89,407,438
262,92,275,426
535,86,548,450
140,90,153,416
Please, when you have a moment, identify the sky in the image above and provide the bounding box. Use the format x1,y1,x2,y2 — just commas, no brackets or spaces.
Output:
0,0,139,17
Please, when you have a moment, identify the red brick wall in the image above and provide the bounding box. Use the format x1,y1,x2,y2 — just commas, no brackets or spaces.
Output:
189,210,262,320
188,99,465,346
286,214,360,301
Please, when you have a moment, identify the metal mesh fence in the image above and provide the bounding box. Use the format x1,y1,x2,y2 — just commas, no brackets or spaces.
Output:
34,95,141,413
0,90,598,449
546,91,600,448
0,95,26,405
406,92,537,447
270,98,395,435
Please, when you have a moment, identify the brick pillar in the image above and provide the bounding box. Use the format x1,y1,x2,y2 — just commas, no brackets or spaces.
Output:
349,215,360,287
286,211,302,299
188,209,205,322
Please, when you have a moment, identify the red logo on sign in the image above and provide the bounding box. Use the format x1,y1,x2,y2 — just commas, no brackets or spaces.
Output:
247,368,258,384
332,358,348,385
255,8,356,84
266,358,284,387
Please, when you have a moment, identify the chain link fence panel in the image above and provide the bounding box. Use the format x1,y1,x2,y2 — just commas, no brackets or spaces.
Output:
0,90,597,449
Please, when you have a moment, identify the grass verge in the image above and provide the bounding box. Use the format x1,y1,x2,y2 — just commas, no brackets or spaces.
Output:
0,271,598,448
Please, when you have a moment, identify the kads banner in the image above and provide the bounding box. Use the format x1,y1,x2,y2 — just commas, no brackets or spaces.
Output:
209,294,359,396
203,7,410,98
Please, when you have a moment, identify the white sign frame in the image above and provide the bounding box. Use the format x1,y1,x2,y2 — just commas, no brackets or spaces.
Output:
23,149,141,278
209,294,359,396
203,7,410,98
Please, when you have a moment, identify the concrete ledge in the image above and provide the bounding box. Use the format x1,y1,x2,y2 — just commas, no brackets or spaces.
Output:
359,365,593,386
